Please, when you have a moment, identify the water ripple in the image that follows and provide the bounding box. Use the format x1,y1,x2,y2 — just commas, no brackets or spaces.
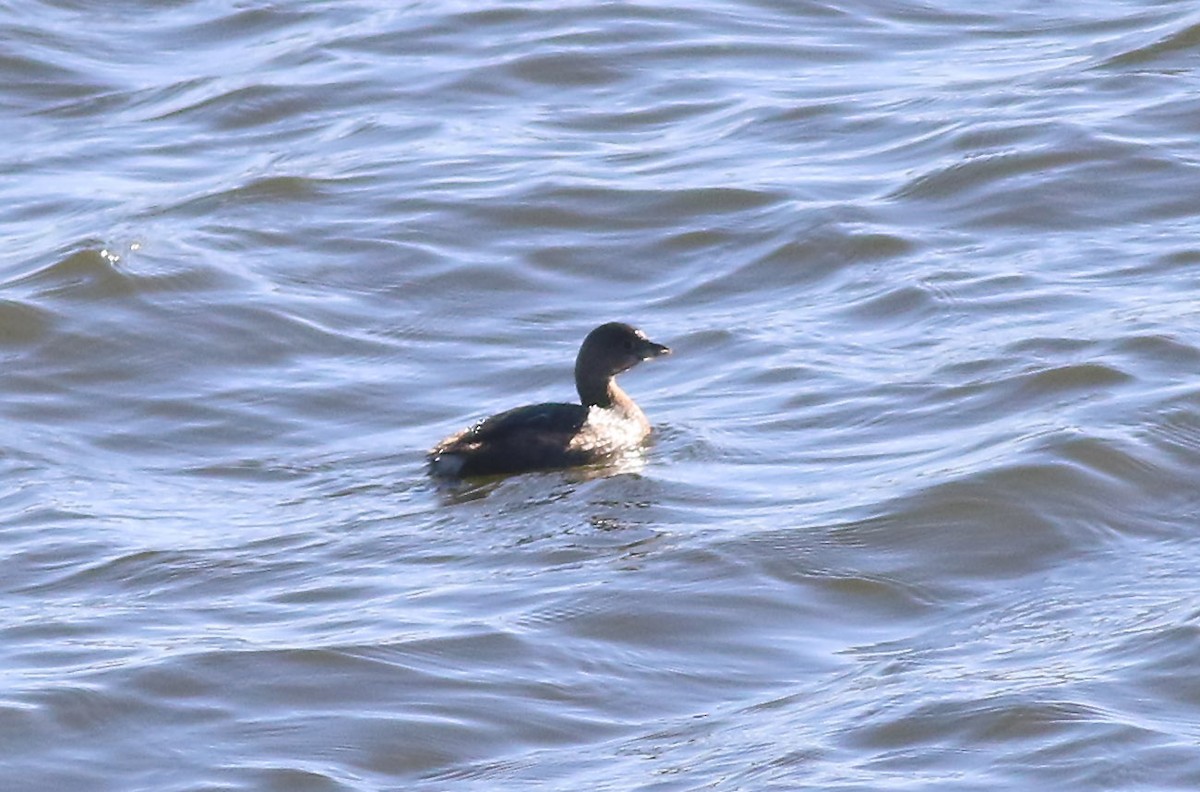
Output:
4,1,1200,790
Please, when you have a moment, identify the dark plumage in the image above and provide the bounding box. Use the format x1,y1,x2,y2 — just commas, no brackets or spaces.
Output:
428,322,670,479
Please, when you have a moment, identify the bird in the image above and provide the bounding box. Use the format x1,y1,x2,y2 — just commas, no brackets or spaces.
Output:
428,322,670,478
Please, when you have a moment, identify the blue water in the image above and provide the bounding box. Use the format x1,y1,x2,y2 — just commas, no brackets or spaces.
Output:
3,1,1200,789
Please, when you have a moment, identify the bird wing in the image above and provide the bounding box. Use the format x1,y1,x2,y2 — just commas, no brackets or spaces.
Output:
462,402,588,443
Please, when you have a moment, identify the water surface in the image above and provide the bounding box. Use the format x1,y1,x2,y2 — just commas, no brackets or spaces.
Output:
3,1,1200,789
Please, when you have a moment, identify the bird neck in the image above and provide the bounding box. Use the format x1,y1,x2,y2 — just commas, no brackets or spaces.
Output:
577,371,638,414
577,366,613,407
577,372,649,431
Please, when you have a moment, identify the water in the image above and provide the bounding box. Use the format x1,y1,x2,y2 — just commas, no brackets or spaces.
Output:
3,1,1200,789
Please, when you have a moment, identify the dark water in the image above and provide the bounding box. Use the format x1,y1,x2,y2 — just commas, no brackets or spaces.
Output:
3,1,1200,789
